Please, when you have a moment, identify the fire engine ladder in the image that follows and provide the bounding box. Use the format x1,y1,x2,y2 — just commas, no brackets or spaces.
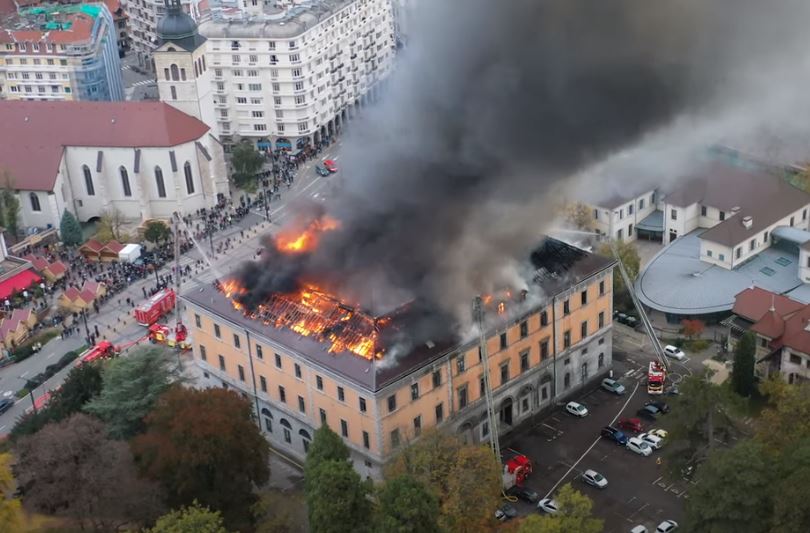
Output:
473,296,502,462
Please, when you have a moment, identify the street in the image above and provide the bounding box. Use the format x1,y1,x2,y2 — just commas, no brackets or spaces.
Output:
121,54,157,101
0,141,344,435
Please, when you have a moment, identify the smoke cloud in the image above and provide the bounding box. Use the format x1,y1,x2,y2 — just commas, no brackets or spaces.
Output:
239,0,810,338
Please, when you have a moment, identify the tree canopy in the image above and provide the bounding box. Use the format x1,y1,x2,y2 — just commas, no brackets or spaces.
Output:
144,220,172,245
518,483,603,533
0,172,20,241
59,210,83,246
376,475,440,533
731,331,757,397
306,459,372,533
597,240,640,296
230,142,265,193
148,502,229,533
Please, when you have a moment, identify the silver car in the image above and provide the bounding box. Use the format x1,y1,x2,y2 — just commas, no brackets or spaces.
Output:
582,469,608,488
601,378,626,395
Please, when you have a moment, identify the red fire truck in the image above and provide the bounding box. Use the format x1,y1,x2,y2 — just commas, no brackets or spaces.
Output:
75,340,117,366
133,288,176,326
501,448,533,490
647,361,666,395
148,322,190,351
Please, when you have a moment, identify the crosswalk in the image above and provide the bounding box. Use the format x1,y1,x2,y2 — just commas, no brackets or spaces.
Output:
130,79,156,88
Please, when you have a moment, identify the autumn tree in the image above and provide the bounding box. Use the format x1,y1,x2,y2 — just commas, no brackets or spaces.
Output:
149,502,229,533
14,414,164,531
731,331,757,397
231,142,265,193
84,346,175,439
680,319,705,340
306,459,373,533
133,386,270,531
95,207,127,243
59,210,83,246
562,202,595,231
376,475,440,533
597,239,640,296
0,453,25,532
0,171,20,241
518,483,603,533
756,379,810,453
253,488,308,533
144,220,172,245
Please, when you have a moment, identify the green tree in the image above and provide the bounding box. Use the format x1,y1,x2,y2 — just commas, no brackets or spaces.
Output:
144,220,172,245
684,440,774,533
306,459,372,533
84,347,175,439
149,502,229,533
253,488,308,533
770,444,810,532
376,475,440,533
0,453,25,532
132,386,270,531
230,142,265,193
756,379,810,453
95,207,127,243
518,484,603,533
597,240,640,296
731,331,756,397
0,172,20,242
304,425,350,490
59,210,83,246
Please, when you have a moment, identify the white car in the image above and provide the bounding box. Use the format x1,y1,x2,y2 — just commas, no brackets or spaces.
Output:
638,432,664,450
565,401,588,417
626,437,653,456
649,428,669,440
582,469,608,488
664,345,686,361
631,527,649,533
537,498,559,514
656,520,679,533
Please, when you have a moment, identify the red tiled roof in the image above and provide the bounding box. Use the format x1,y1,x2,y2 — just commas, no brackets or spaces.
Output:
750,310,786,339
80,239,105,253
775,306,810,356
79,289,95,302
10,308,32,323
0,101,210,191
24,255,49,272
46,261,67,276
63,287,81,301
103,241,124,254
732,287,804,323
83,281,101,294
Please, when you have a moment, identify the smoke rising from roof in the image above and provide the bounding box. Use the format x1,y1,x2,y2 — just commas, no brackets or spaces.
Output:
240,0,810,336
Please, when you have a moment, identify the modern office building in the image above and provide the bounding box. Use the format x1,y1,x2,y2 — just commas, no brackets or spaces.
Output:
182,239,615,479
154,0,396,152
0,2,124,101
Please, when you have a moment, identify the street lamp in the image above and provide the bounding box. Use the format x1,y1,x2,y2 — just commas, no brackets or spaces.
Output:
261,175,271,222
79,308,91,342
18,376,38,414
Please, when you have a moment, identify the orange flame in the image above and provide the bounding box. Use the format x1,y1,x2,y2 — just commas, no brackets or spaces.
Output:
276,216,340,254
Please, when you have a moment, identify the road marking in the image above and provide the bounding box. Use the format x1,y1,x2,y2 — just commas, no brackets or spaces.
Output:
46,352,55,359
652,476,663,485
0,425,5,431
20,372,27,377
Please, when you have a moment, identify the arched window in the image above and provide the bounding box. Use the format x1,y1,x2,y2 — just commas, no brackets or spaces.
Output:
163,68,170,81
155,166,166,198
82,165,95,196
120,166,132,197
261,408,273,433
300,429,312,453
170,86,177,100
29,192,41,212
180,68,186,81
183,161,195,194
280,418,292,443
170,64,179,81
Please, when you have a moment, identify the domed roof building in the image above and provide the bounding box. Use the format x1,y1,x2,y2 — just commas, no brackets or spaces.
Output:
156,0,206,51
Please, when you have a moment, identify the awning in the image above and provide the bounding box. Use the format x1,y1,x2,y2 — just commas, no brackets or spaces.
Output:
636,209,664,233
0,269,42,300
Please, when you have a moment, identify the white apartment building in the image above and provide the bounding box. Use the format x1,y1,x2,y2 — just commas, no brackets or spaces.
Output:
0,100,228,232
153,0,395,152
587,189,658,242
125,0,206,71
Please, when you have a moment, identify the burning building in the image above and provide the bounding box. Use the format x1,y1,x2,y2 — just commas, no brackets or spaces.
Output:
182,238,615,479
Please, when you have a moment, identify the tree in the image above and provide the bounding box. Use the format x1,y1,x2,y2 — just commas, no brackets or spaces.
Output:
376,475,440,533
756,379,810,452
59,210,83,246
132,386,270,531
597,240,640,295
304,425,350,490
684,440,774,533
680,319,705,340
306,460,372,533
770,444,810,533
144,220,172,245
84,347,175,439
14,414,164,532
0,453,25,532
230,142,265,193
731,331,756,397
518,484,603,533
149,502,229,533
0,171,20,241
253,488,308,533
562,202,595,231
95,207,127,243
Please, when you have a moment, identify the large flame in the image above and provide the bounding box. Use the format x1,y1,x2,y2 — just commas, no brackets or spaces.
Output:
275,216,340,254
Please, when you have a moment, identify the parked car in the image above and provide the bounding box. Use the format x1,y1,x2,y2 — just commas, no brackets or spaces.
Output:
323,159,338,172
631,526,649,533
315,164,330,176
624,316,638,327
600,426,629,445
637,405,661,421
656,520,679,532
618,417,644,433
638,432,664,450
645,400,670,413
601,378,626,395
509,486,540,503
537,498,559,514
582,469,608,488
495,503,518,521
565,401,588,417
648,428,669,440
0,397,13,415
664,345,686,361
626,437,653,457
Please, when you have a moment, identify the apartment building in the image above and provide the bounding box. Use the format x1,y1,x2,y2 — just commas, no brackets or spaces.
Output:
126,0,206,71
153,0,395,152
587,188,659,242
182,238,615,479
0,2,124,101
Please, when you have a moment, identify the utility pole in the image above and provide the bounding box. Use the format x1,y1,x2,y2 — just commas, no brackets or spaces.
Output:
172,212,183,370
19,377,38,414
473,296,501,462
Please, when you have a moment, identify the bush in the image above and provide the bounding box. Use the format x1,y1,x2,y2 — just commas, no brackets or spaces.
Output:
689,339,712,352
16,387,29,399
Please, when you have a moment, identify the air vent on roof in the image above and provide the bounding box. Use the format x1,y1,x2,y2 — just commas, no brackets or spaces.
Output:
425,340,435,349
731,206,741,213
742,216,753,229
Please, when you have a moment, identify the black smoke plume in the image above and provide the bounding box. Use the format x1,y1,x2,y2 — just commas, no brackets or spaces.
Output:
239,0,810,336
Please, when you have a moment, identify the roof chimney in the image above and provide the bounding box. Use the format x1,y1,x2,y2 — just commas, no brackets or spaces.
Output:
731,206,741,213
742,216,753,229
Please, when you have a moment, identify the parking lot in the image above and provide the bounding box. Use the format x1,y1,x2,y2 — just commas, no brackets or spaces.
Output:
503,353,690,532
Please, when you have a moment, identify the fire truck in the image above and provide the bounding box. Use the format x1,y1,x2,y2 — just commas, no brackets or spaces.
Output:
501,448,533,490
75,340,117,365
647,361,666,395
148,322,190,350
133,288,176,326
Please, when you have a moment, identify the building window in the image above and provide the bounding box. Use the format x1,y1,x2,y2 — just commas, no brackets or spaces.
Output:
278,386,286,403
359,397,367,412
180,68,186,81
520,321,528,338
671,209,677,220
391,429,400,448
500,332,507,350
581,320,588,338
155,167,166,197
520,350,530,373
458,385,468,409
294,363,301,378
456,354,465,373
282,422,291,443
563,299,570,315
581,290,588,305
564,372,571,389
337,386,345,402
260,376,267,392
170,86,177,100
598,353,605,368
804,209,808,221
432,369,442,388
214,324,221,338
764,231,769,243
256,345,263,359
81,165,95,196
164,68,170,80
170,64,179,81
701,205,707,216
599,280,605,296
719,253,725,261
362,431,370,449
540,339,549,360
541,310,548,326
183,162,195,194
316,375,323,390
29,193,41,212
791,216,796,227
563,330,571,348
262,408,272,433
479,376,486,397
500,363,510,385
581,362,589,381
120,167,131,197
340,419,348,438
736,247,742,259
233,334,241,348
720,211,726,221
482,420,489,437
218,354,225,371
298,396,305,413
598,311,605,329
238,365,245,381
707,250,713,258
319,408,327,425
199,345,207,361
413,415,422,436
387,394,397,412
435,403,444,423
275,353,282,368
410,383,419,400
